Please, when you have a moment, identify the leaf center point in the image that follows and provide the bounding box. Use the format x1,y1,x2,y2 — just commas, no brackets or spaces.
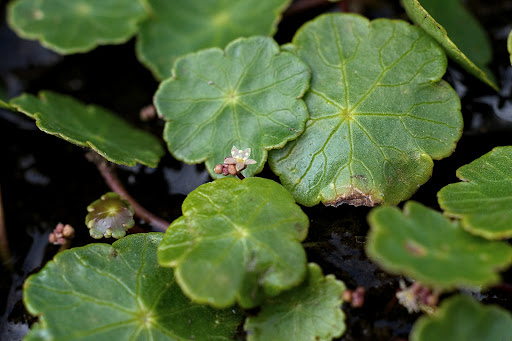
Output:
225,90,239,105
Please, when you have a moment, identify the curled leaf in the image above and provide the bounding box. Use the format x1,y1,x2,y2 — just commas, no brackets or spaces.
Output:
10,91,165,167
402,0,497,90
86,192,135,239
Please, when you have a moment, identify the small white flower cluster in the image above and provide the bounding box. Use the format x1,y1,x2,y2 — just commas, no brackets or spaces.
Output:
215,146,256,177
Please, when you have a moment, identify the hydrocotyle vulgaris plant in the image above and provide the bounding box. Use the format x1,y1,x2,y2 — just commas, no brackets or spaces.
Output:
3,1,512,340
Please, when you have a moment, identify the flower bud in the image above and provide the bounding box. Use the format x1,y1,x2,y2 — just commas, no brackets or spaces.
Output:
214,164,224,174
227,164,238,176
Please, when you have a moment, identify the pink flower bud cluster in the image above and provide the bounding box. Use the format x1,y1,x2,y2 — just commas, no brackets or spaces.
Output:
49,223,75,245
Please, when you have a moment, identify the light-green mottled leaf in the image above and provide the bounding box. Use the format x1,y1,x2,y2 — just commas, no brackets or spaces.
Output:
366,201,512,289
244,263,346,341
438,146,512,240
10,91,164,167
508,30,512,65
269,14,462,207
155,36,310,178
86,192,135,239
7,0,147,54
23,233,243,341
410,295,512,341
157,177,309,309
136,0,291,80
402,0,497,90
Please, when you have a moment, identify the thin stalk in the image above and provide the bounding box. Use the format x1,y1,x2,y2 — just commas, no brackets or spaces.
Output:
87,153,170,232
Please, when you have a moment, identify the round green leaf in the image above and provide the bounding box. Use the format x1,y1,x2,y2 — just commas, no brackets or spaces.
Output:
269,14,462,207
401,0,498,90
136,0,291,80
86,192,135,239
438,146,512,240
244,263,346,341
7,0,147,54
154,36,310,178
10,91,164,167
23,233,243,341
366,201,512,289
410,295,512,341
157,177,309,309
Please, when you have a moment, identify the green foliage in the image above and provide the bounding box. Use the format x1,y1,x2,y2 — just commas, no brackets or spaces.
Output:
136,0,291,80
10,91,164,167
244,263,346,341
23,233,243,341
438,146,512,240
508,29,512,65
155,36,310,178
269,13,462,207
410,295,512,341
158,177,309,309
366,201,512,289
7,0,147,54
86,192,135,239
401,0,497,90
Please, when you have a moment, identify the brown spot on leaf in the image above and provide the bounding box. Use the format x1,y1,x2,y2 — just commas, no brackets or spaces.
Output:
324,187,381,207
404,240,427,257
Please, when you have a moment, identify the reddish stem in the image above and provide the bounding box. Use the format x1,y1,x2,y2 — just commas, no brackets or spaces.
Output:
87,153,170,232
0,185,13,271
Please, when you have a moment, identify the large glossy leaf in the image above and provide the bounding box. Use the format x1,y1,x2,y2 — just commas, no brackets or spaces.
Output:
155,36,310,178
410,295,512,341
10,91,164,167
23,233,243,341
402,0,497,90
136,0,291,80
244,263,346,341
157,177,309,309
7,0,147,54
269,14,462,207
366,201,512,289
438,146,512,240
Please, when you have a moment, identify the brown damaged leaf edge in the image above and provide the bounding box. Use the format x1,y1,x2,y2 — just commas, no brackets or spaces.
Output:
324,186,382,207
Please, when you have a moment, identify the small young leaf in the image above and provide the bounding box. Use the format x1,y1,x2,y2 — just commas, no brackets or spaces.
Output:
366,201,512,289
269,13,462,207
10,91,164,167
438,146,512,240
86,192,135,239
244,263,346,341
508,29,512,65
157,177,309,309
7,0,147,54
410,295,512,341
155,36,310,178
136,0,292,80
23,233,243,341
402,0,497,90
